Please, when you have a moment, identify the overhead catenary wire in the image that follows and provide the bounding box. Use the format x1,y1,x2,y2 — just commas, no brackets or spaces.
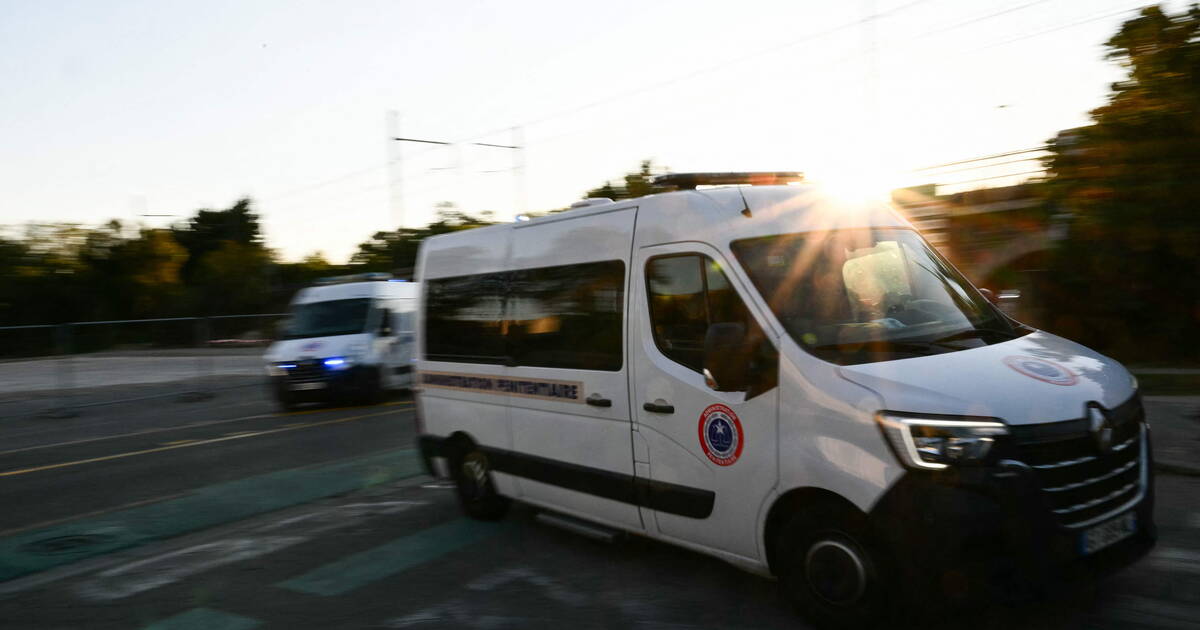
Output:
913,147,1049,171
262,0,1145,223
256,0,1064,207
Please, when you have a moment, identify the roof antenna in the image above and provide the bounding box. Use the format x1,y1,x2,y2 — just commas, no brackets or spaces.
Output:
736,186,752,218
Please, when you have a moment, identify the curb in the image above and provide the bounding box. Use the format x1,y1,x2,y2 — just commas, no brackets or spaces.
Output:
1154,461,1200,477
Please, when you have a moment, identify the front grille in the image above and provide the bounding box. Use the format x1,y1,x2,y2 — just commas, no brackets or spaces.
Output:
285,359,326,383
1011,394,1145,528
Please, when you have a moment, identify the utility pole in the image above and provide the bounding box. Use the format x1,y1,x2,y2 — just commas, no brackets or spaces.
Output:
386,110,403,228
513,126,526,215
390,132,522,221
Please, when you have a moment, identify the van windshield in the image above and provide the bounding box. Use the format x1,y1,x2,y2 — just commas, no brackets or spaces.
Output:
283,298,372,340
730,228,1027,365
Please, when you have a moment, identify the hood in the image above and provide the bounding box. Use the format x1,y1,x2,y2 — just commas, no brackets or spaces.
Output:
263,333,371,363
836,331,1137,425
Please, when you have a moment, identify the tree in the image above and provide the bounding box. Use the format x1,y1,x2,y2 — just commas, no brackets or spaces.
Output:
350,202,496,275
119,229,187,317
585,160,668,200
1042,4,1200,360
193,241,273,315
172,197,264,284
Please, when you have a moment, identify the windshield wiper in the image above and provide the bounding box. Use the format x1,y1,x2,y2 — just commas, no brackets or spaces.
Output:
813,340,947,354
934,328,1019,344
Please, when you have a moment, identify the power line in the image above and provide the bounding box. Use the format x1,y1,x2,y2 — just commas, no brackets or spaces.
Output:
524,1,1124,154
264,0,1140,213
915,0,1055,39
460,0,937,144
939,169,1046,185
914,147,1049,171
973,3,1146,51
917,155,1046,176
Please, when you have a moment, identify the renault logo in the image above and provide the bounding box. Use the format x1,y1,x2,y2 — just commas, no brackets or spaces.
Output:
1088,406,1114,454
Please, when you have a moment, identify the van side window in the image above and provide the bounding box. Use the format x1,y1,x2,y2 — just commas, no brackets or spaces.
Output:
424,261,625,370
646,254,759,373
509,261,624,371
424,273,508,364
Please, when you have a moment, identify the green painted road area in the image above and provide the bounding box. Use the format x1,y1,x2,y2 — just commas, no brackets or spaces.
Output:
0,447,423,582
278,518,509,597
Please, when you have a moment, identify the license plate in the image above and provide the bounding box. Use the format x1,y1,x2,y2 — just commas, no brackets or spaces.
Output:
1080,511,1137,556
290,382,326,391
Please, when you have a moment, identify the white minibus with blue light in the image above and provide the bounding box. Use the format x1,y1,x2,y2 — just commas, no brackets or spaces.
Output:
263,273,417,410
413,172,1154,627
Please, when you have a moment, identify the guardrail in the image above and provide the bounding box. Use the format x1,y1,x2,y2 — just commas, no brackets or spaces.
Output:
0,314,286,419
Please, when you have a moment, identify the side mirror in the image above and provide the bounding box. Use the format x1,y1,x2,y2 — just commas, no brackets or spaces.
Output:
704,322,750,392
978,288,999,305
378,309,393,336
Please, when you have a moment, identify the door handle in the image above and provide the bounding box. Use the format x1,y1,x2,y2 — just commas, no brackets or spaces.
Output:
586,394,612,408
643,400,675,414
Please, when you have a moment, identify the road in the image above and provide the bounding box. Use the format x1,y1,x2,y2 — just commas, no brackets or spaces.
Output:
0,388,1197,629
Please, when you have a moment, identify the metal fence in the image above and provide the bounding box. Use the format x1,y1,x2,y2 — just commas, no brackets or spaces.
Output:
0,313,285,418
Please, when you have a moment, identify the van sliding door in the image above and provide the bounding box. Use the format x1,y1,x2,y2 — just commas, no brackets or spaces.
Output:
503,207,643,531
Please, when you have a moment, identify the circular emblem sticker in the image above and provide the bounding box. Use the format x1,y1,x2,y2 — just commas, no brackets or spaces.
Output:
1003,356,1078,386
698,404,744,466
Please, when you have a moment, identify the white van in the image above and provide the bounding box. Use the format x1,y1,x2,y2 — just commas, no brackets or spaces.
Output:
414,173,1154,626
264,273,417,410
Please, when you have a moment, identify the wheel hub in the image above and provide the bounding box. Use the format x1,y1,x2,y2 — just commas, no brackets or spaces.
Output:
460,453,489,497
805,539,867,606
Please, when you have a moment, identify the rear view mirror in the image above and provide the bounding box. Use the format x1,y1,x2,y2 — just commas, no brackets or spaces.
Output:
704,322,751,392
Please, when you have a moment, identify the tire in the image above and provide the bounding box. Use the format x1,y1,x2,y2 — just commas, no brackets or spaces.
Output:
777,507,891,630
450,443,510,521
274,387,299,412
356,367,385,406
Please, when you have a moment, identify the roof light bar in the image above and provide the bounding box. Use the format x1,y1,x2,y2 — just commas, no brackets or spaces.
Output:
651,171,805,190
314,272,393,285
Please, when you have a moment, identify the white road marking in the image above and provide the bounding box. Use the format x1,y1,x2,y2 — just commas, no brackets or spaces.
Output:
384,566,587,628
1148,546,1200,575
254,500,428,536
466,566,586,605
1103,594,1200,629
75,536,305,601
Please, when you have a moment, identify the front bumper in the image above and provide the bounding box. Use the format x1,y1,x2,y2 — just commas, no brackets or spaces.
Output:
270,364,377,402
869,425,1156,602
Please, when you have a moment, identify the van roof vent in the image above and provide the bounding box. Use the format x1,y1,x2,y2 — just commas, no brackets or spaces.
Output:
651,171,804,190
569,197,615,209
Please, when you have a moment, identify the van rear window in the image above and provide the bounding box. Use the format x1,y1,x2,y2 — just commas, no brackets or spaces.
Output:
423,260,625,371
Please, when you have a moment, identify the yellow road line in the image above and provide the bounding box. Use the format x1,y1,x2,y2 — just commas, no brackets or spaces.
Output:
0,401,413,457
160,439,199,446
0,406,411,479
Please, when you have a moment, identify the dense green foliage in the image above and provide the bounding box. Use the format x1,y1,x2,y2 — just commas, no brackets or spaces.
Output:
585,160,666,200
0,199,330,325
1043,4,1200,360
5,4,1197,367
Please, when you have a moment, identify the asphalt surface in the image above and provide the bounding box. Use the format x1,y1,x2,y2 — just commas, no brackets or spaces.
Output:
0,387,1197,628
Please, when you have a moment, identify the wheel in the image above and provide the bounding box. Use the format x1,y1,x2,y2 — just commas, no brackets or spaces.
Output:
356,367,385,406
450,443,510,521
273,386,299,412
777,507,891,629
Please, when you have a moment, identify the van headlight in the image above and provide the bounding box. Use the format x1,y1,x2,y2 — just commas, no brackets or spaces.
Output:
876,413,1008,470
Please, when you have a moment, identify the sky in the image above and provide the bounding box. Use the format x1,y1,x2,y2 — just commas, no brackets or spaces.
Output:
0,0,1186,262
